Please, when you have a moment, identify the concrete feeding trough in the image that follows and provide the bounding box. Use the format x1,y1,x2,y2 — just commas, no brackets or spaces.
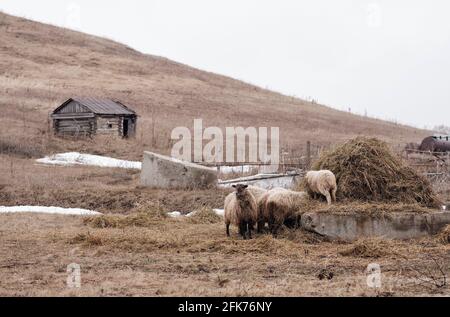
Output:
140,151,218,189
301,211,450,241
218,173,301,190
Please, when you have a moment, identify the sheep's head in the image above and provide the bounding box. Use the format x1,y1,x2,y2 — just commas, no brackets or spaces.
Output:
232,184,249,200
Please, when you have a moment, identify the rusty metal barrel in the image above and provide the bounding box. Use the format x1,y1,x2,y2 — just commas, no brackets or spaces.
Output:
419,135,450,152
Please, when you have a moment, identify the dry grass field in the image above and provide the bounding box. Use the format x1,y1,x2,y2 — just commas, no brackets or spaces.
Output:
0,11,431,161
1,12,449,297
1,205,449,297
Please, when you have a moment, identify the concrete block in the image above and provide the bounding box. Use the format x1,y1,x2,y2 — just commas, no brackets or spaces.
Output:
301,211,450,241
140,151,218,189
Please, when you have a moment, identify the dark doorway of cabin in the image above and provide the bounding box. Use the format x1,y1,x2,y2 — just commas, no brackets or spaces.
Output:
123,119,129,138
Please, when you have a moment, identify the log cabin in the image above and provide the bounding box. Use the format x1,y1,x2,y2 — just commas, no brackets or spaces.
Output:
51,97,137,138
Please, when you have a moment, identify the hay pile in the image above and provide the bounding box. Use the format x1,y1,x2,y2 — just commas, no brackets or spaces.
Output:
84,208,167,229
339,239,393,258
187,207,222,224
438,225,450,244
311,137,441,208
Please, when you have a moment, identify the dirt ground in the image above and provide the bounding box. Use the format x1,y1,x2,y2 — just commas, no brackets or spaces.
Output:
1,212,449,297
1,156,449,297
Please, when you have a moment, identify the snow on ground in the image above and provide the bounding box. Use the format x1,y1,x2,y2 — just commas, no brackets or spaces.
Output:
36,152,142,170
167,209,224,218
0,206,101,216
167,211,183,218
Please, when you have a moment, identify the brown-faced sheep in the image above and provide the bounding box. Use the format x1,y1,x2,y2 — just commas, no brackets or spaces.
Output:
263,188,308,235
224,184,258,239
304,170,337,205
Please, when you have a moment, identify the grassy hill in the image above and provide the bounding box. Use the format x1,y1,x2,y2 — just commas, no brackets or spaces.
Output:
0,12,429,160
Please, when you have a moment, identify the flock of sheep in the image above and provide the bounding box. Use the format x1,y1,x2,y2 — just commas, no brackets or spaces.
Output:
224,170,337,239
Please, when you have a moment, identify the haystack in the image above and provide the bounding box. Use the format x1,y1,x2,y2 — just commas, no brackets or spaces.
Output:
310,137,440,208
438,225,450,244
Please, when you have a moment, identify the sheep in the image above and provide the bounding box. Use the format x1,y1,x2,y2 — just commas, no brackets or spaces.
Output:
256,187,287,233
261,188,308,235
257,191,271,233
246,185,268,202
224,184,258,239
304,170,337,205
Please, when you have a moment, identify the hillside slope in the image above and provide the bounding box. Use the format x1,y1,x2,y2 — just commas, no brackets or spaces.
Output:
0,12,429,160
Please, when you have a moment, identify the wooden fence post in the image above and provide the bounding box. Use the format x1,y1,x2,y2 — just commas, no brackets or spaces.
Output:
306,141,311,170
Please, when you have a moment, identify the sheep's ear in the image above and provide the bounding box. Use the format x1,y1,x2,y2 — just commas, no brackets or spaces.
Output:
243,185,248,189
232,185,236,188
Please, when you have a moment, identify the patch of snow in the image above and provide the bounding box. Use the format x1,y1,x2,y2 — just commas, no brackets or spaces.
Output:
167,211,183,218
167,209,224,218
36,152,142,170
0,206,101,216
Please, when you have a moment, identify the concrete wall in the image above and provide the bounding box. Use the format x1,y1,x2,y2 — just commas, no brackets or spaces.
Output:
301,211,450,241
140,151,218,189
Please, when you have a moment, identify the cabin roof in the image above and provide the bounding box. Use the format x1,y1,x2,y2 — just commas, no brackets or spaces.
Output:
54,97,136,116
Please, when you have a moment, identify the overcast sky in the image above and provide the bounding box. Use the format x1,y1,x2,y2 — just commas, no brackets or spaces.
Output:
1,0,449,129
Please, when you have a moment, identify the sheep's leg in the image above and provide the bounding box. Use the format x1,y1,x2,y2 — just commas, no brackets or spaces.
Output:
271,220,281,236
271,223,280,236
247,222,253,240
257,220,264,233
331,187,337,202
239,221,247,240
320,188,331,205
294,214,302,229
268,214,275,234
322,190,332,205
226,223,231,237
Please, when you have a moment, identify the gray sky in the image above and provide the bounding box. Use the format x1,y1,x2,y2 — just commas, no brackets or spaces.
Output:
1,0,449,129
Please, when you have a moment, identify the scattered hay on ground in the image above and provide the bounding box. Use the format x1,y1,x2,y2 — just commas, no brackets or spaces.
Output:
274,226,329,244
69,228,189,252
83,208,167,229
307,137,441,208
69,232,104,246
339,239,394,258
248,235,304,256
438,225,450,244
187,207,222,224
214,235,304,257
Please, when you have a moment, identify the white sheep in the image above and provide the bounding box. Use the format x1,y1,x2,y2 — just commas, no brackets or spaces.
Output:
224,184,258,239
259,188,308,234
246,185,268,202
304,170,337,205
